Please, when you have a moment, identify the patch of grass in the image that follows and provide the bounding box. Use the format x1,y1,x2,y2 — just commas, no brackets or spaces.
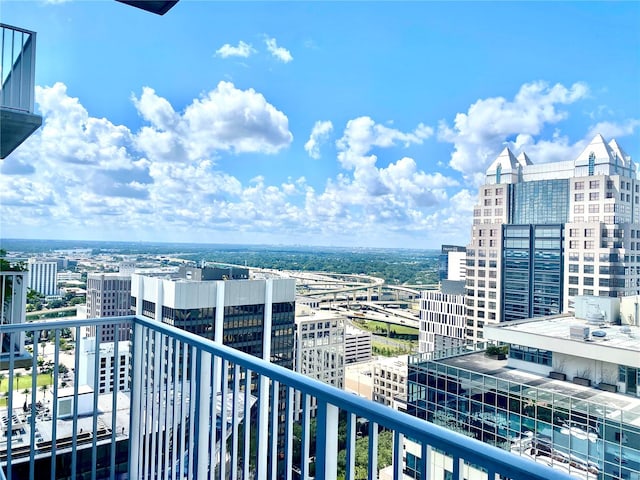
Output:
0,373,53,392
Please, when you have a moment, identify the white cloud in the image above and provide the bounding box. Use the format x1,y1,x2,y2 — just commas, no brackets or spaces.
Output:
438,81,589,180
215,41,256,59
304,120,333,159
264,37,293,63
587,119,640,140
132,81,293,160
336,116,433,170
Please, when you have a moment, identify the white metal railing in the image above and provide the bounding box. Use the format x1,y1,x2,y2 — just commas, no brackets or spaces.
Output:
0,24,37,113
0,316,574,480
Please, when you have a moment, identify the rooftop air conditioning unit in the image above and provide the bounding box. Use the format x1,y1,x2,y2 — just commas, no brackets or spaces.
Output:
570,326,589,341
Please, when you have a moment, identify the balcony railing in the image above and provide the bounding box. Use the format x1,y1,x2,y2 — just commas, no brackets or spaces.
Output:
0,316,574,480
1,24,37,114
0,23,42,158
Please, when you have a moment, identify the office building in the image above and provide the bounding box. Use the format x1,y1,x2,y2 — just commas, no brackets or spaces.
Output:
131,269,296,368
407,295,639,480
84,272,132,342
439,245,467,282
419,280,466,354
27,258,58,296
465,134,639,343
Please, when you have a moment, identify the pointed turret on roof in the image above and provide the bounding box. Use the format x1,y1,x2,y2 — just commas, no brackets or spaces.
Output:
485,147,520,184
574,134,616,166
608,138,631,167
516,151,533,167
487,147,519,174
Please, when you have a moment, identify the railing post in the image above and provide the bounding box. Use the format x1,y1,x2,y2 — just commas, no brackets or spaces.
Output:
316,400,339,480
197,350,212,479
129,321,144,479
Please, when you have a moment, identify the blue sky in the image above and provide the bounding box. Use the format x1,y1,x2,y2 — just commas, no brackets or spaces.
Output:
1,1,639,249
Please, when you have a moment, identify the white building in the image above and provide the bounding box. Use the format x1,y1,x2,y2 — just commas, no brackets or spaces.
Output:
466,134,639,343
85,272,132,342
77,337,131,394
27,258,58,296
295,309,345,389
447,250,467,281
419,280,466,354
344,325,372,364
372,355,408,407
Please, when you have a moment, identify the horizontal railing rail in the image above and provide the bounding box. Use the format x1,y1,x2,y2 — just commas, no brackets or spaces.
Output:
0,316,574,480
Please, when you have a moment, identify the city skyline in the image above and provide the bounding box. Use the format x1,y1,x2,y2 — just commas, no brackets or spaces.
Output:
1,1,639,249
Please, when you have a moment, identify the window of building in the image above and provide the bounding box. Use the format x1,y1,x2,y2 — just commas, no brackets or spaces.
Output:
575,181,584,190
574,205,584,213
574,193,584,201
589,179,599,189
588,152,595,176
584,241,594,249
569,276,579,285
496,164,502,184
495,187,503,195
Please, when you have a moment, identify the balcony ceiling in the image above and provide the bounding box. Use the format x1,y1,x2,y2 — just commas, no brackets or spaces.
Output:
116,0,180,15
0,107,42,159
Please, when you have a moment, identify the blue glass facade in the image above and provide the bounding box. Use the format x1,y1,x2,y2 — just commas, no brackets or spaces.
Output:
509,179,570,224
502,225,563,322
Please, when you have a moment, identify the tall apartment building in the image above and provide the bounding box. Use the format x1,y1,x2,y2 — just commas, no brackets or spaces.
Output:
27,258,57,296
77,337,131,393
419,280,466,354
84,273,132,342
465,134,639,342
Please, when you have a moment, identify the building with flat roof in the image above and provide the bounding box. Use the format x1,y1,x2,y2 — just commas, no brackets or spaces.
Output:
131,270,296,368
344,325,372,364
439,245,466,282
465,135,639,344
407,297,640,479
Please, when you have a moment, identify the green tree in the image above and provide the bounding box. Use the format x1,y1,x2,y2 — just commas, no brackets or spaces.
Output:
337,430,393,480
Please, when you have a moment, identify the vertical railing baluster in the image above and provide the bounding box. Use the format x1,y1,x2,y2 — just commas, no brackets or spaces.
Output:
159,333,169,479
219,359,229,480
6,329,14,480
178,341,188,480
284,386,294,480
270,380,279,480
368,421,379,480
29,332,39,480
187,346,197,478
392,431,403,480
256,373,269,479
129,321,143,479
230,363,240,480
242,369,251,480
315,399,339,480
196,348,211,479
345,413,356,480
209,350,220,480
143,326,152,479
50,329,60,480
452,454,463,480
301,394,311,479
91,325,101,480
71,326,81,479
110,325,119,480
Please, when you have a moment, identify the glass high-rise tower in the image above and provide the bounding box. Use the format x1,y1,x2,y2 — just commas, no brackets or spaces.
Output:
465,134,639,342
